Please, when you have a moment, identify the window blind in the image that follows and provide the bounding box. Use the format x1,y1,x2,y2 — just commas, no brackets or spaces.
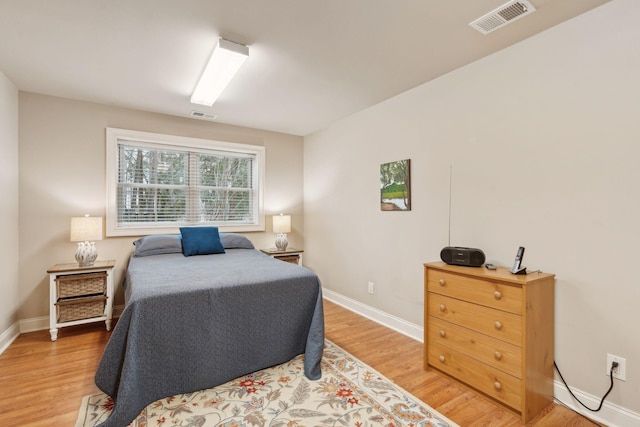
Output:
107,128,263,236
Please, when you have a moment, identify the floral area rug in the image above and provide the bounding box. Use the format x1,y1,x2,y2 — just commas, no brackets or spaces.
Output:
76,340,457,427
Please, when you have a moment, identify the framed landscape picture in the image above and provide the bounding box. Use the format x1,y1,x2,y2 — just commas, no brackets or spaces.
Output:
380,159,411,211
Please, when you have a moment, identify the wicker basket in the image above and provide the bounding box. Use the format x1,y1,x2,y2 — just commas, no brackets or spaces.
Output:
57,295,107,323
56,272,106,298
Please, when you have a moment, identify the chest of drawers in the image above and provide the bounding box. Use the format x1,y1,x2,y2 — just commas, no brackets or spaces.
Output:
424,262,555,423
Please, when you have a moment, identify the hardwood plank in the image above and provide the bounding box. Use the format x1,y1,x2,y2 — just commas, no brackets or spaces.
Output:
0,299,604,426
0,324,108,426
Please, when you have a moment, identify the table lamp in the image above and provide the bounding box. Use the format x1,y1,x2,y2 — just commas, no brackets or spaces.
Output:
273,213,291,251
70,215,103,266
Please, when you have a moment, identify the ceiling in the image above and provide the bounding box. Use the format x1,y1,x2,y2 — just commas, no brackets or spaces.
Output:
0,0,610,136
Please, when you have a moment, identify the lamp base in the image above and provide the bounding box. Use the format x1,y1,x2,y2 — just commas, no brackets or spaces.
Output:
76,241,98,267
275,233,288,251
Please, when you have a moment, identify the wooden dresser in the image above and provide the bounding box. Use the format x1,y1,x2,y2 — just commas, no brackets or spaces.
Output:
424,262,555,423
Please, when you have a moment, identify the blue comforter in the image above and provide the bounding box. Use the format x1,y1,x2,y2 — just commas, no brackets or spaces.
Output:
94,249,324,427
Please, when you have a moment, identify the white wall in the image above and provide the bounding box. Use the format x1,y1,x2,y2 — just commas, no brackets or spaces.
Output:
18,92,304,321
0,71,20,350
304,0,639,420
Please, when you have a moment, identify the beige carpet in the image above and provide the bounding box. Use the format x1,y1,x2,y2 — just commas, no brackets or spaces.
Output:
76,339,457,427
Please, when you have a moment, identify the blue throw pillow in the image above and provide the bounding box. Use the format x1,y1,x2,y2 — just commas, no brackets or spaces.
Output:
180,227,225,256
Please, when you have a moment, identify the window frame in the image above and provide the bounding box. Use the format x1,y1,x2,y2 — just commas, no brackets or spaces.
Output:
106,127,265,237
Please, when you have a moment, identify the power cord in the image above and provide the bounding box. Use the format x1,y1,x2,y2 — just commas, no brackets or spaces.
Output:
554,360,617,412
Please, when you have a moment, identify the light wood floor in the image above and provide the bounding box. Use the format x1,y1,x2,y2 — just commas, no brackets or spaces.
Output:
0,299,603,426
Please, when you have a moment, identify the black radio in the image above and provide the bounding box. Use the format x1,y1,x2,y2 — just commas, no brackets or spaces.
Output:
440,246,485,267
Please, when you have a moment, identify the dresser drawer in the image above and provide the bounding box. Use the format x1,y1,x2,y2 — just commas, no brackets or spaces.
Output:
428,340,521,410
428,316,522,378
427,270,522,314
428,293,522,346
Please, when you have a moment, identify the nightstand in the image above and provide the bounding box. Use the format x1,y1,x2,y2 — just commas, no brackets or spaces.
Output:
260,248,304,265
47,260,115,341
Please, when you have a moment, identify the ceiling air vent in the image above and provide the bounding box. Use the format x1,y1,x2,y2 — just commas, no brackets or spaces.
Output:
190,110,218,121
470,0,536,35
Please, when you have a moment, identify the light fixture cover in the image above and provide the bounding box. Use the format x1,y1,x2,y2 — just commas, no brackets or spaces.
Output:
191,38,249,106
70,216,103,242
272,214,291,234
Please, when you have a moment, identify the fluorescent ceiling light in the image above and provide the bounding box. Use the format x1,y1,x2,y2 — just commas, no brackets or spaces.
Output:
191,38,249,106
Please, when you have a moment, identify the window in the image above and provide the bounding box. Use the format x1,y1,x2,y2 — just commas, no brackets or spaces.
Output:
106,128,264,236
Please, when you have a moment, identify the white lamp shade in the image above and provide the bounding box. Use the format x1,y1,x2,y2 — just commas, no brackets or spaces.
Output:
70,216,103,242
272,214,291,234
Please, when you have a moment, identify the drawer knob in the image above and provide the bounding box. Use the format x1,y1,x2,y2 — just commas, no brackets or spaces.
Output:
494,291,502,300
439,355,446,363
494,351,502,360
438,278,445,286
494,381,502,391
439,304,446,312
494,321,502,330
439,330,446,338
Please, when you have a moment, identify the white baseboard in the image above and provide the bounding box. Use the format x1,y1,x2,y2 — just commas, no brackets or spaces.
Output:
0,322,20,355
16,305,126,335
554,380,640,427
322,288,423,342
19,315,49,333
323,288,639,427
0,305,126,356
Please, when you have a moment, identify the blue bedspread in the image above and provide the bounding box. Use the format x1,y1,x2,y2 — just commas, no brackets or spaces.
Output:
94,249,324,427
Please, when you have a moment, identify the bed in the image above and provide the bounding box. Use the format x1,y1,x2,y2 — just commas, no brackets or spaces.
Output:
93,230,324,427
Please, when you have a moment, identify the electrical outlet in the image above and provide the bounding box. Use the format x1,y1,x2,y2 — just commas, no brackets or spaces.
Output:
606,353,626,381
367,282,374,295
